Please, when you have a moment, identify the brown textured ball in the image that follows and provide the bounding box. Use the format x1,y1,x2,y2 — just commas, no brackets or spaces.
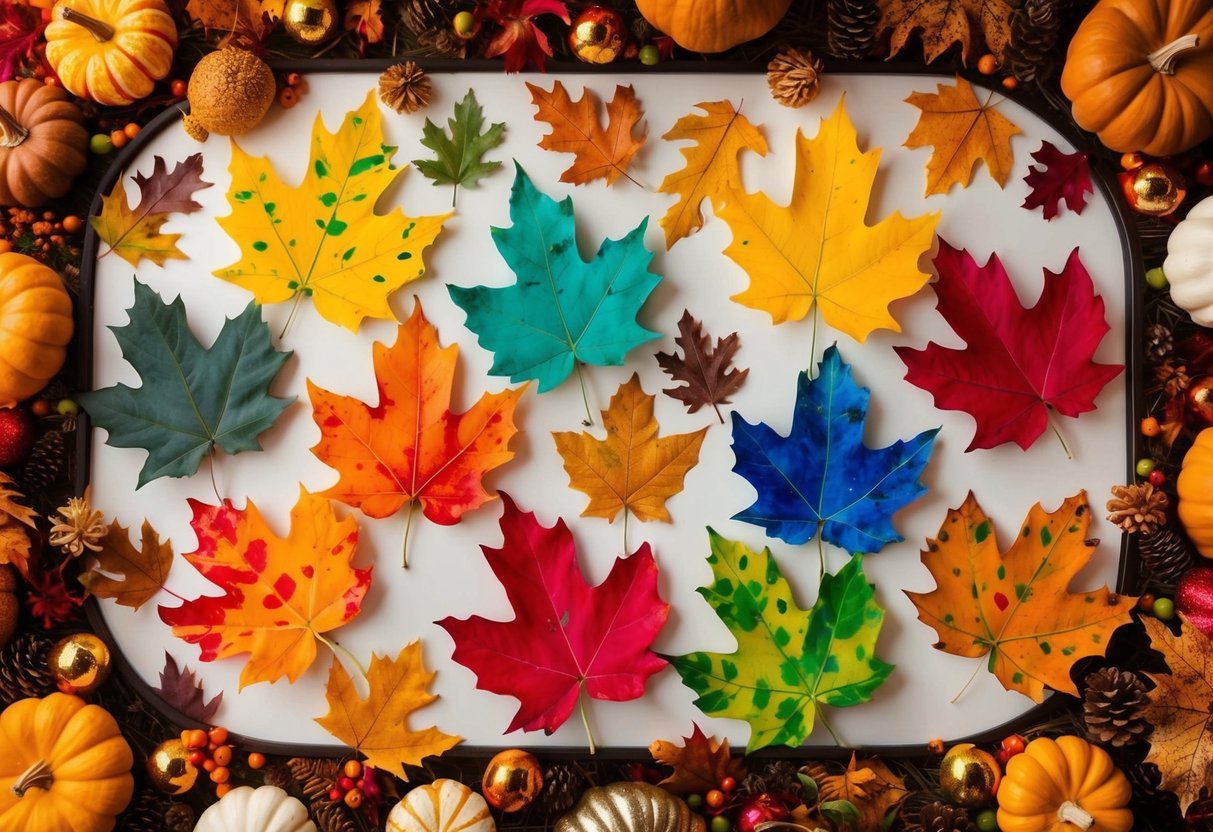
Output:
182,47,276,142
0,565,16,651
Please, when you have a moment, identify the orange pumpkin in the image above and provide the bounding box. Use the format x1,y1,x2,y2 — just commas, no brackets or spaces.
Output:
1178,427,1213,558
0,78,88,208
0,252,73,408
634,0,793,53
1060,0,1213,155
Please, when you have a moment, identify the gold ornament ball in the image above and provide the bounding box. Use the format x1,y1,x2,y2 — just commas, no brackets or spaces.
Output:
482,749,543,812
939,743,1001,809
1123,162,1187,217
569,6,626,64
282,0,337,45
146,738,200,795
48,633,112,695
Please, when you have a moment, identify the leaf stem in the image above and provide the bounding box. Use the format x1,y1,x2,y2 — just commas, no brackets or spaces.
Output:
451,184,458,208
317,633,368,680
206,455,221,504
712,401,724,424
809,308,819,377
950,660,984,704
577,687,597,754
280,289,306,339
574,362,594,427
623,510,629,554
816,707,843,746
1047,410,1073,460
402,501,416,569
816,534,825,579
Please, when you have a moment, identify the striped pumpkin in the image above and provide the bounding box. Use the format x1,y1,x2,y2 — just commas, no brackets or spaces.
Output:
387,779,495,832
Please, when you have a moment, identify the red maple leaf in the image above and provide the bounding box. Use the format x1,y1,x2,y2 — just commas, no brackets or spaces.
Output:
435,494,669,747
0,0,45,84
895,239,1122,452
1021,140,1093,221
480,0,570,72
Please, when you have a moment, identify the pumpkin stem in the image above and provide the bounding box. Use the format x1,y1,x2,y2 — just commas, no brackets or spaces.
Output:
11,759,53,796
1147,34,1200,75
1057,800,1094,830
0,104,28,148
58,7,114,42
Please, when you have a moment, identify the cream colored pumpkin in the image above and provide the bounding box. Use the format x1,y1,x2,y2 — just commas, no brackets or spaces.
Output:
387,779,494,832
1165,195,1213,326
192,785,316,832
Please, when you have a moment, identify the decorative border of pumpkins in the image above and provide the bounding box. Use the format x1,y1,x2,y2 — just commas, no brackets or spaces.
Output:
0,1,1210,831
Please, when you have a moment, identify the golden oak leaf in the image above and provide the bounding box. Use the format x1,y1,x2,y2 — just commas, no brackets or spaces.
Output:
158,488,371,688
903,77,1021,196
79,520,173,611
649,724,747,795
718,95,939,341
814,754,908,832
315,643,462,780
186,0,285,42
658,100,768,248
906,492,1136,702
0,473,35,576
553,373,706,524
1141,615,1213,813
877,0,1015,64
527,81,647,186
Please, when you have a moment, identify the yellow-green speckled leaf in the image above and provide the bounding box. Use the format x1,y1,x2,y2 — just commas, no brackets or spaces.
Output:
214,91,450,332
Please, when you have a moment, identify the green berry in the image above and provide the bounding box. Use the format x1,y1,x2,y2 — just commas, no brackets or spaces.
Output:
56,398,78,417
89,133,114,155
686,794,704,811
1145,267,1168,290
709,816,731,832
1153,597,1175,620
639,44,660,66
975,809,999,832
1136,458,1156,477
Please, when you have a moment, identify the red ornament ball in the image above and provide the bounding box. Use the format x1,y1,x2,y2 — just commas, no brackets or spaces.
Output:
568,6,626,64
736,793,791,832
1187,376,1213,427
0,407,35,466
1177,565,1213,637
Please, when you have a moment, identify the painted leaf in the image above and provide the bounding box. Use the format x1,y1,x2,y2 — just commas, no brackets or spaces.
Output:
731,345,938,553
671,531,893,753
655,309,749,423
0,472,35,575
649,724,747,796
894,240,1123,453
658,100,768,248
185,0,285,42
553,373,706,524
412,89,505,206
449,163,661,393
79,519,173,610
718,95,939,340
1022,140,1093,221
308,299,524,564
527,81,646,186
877,0,1015,64
153,652,223,723
905,492,1136,701
903,77,1021,195
91,153,212,267
158,488,372,688
435,494,669,740
1140,615,1213,813
77,282,293,488
214,91,449,332
315,643,462,781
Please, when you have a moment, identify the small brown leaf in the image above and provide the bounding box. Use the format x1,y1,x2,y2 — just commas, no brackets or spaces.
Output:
79,519,173,611
527,81,646,187
815,754,908,832
650,723,746,795
655,309,749,423
0,472,37,577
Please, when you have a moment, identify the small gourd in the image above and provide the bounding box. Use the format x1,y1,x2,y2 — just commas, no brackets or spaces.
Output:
182,47,276,142
386,779,495,832
0,252,73,408
193,785,317,832
997,736,1132,832
1164,195,1213,327
0,78,88,208
634,0,793,53
555,782,706,832
1178,427,1213,558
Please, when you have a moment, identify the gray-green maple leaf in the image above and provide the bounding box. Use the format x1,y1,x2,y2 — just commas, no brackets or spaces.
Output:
413,89,505,206
79,281,294,488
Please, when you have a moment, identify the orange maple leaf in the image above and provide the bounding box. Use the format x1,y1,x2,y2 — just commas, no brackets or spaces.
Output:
877,0,1015,64
903,77,1021,196
810,754,909,832
158,488,371,688
308,299,525,566
649,724,747,795
0,472,35,577
315,643,462,781
527,81,647,187
905,492,1136,701
185,0,285,42
553,373,706,525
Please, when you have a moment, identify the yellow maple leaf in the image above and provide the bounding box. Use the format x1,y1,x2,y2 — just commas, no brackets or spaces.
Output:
0,473,35,575
214,91,449,332
553,373,706,524
718,95,939,341
315,643,462,780
903,76,1022,196
657,100,767,248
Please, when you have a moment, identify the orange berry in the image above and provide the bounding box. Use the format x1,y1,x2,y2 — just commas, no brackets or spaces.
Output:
208,726,229,746
247,752,267,769
202,758,217,772
187,729,209,749
343,759,362,779
123,122,140,139
1121,152,1145,171
286,71,302,87
30,399,53,417
705,789,725,809
109,129,129,149
1141,416,1162,437
0,240,15,255
213,745,233,766
927,737,946,755
278,87,298,109
976,54,998,75
210,766,230,784
344,788,364,809
215,782,232,798
1001,75,1019,91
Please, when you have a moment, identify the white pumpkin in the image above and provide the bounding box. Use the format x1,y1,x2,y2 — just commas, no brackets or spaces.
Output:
1165,195,1213,326
387,778,495,832
193,785,317,832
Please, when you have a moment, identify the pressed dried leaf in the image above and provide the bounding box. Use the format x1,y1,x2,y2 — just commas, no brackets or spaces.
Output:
527,81,646,186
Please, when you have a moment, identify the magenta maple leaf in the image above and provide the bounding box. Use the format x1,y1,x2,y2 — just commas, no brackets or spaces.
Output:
481,0,570,72
1021,141,1093,221
895,239,1122,453
435,494,668,746
0,0,45,84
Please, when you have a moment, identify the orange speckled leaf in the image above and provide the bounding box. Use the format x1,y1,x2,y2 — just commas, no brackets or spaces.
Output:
158,488,371,688
905,492,1135,701
527,81,646,186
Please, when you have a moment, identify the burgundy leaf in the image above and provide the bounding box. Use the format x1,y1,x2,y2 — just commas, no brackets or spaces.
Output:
1021,140,1092,221
655,309,748,423
153,651,223,722
0,1,45,85
132,153,212,216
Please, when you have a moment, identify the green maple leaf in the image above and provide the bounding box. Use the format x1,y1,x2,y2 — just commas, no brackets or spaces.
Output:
412,89,505,207
79,281,294,488
671,530,894,752
449,162,661,394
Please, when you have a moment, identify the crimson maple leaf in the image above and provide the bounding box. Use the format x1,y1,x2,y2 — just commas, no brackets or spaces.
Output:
0,1,45,83
895,239,1122,453
481,0,570,72
1021,141,1093,221
435,494,669,750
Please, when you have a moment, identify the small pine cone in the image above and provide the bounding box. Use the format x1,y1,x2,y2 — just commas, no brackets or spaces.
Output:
263,761,295,791
19,429,66,496
402,0,444,31
311,799,357,832
288,757,342,803
379,61,433,114
1106,482,1169,534
757,760,800,796
416,27,467,59
1138,527,1196,584
114,790,165,832
1003,0,1061,82
1146,323,1174,364
906,800,977,832
163,802,195,832
0,631,57,707
541,762,586,815
1083,667,1151,747
826,0,878,59
1156,359,1190,397
767,47,824,108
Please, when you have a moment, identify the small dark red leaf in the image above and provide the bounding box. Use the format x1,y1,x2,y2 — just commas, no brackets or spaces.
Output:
1021,140,1092,221
0,1,45,85
481,0,570,72
655,309,749,423
153,651,223,722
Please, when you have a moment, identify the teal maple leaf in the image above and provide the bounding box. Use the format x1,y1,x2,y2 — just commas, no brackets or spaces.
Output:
412,89,506,207
449,163,662,394
671,530,894,752
79,281,294,488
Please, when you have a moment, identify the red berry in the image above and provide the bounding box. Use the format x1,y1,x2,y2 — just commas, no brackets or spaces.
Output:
706,789,726,809
338,776,356,791
1001,734,1026,755
720,776,736,793
187,750,206,766
328,787,343,802
1196,160,1213,188
170,79,187,98
1148,469,1166,486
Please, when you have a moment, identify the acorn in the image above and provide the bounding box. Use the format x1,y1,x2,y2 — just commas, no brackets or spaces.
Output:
182,47,276,142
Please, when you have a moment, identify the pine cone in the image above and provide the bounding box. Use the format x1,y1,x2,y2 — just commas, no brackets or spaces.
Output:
0,631,56,707
541,763,586,815
767,47,824,108
379,61,432,114
310,799,357,832
905,800,977,832
756,760,800,796
263,761,294,791
1106,483,1168,534
1156,359,1190,397
164,802,196,832
1138,527,1196,584
1003,0,1061,83
1146,323,1174,364
114,789,164,832
288,757,341,803
1083,667,1151,747
19,429,65,496
826,0,878,59
402,0,444,30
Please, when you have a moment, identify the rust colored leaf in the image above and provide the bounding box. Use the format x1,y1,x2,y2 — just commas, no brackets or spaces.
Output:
79,519,174,611
527,81,646,186
655,309,748,423
816,754,908,832
877,0,1015,64
649,724,746,795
